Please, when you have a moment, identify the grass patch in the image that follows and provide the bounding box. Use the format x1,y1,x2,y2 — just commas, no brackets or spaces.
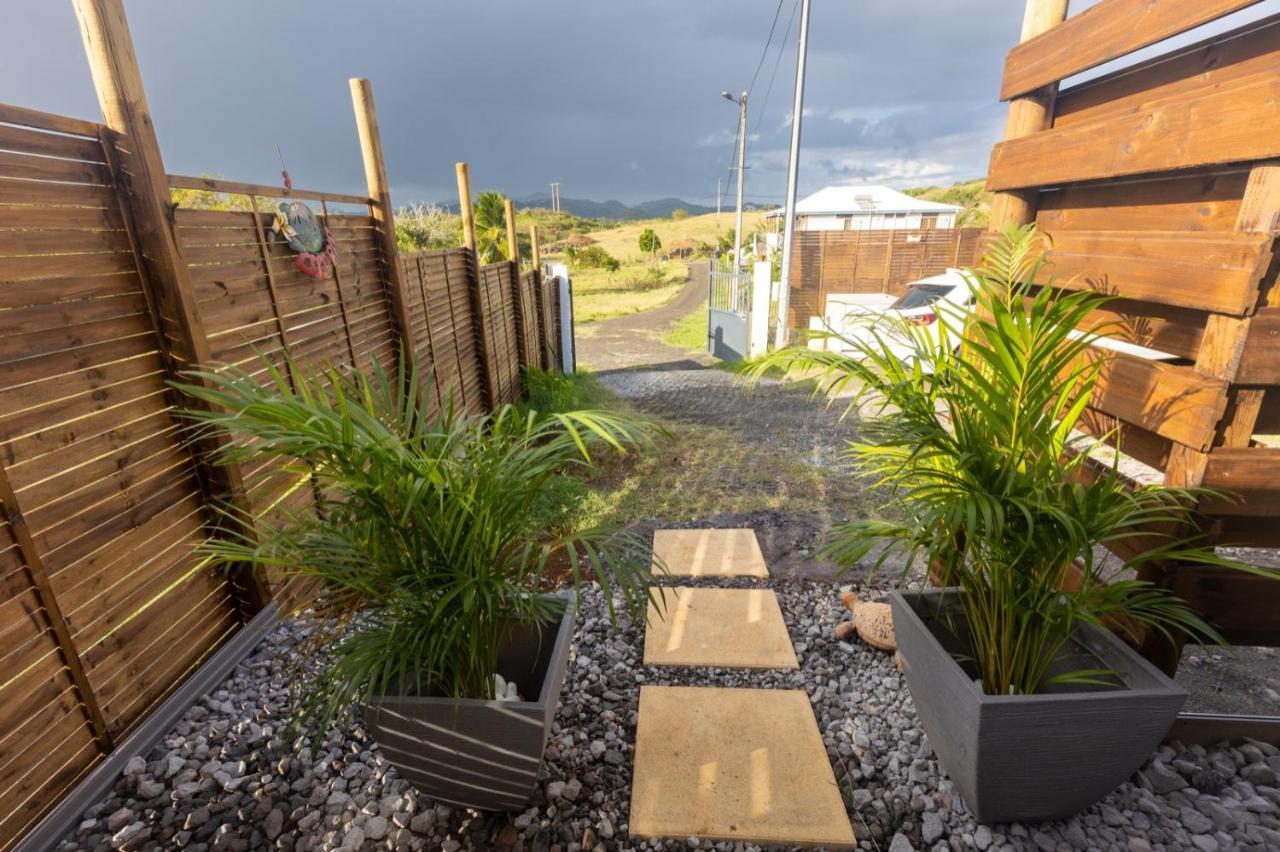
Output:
572,260,687,323
525,372,865,531
659,307,708,352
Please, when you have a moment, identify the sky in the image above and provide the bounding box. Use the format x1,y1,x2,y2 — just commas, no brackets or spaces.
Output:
2,1,1277,208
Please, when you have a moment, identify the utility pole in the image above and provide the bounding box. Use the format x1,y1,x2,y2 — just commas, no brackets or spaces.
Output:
549,182,561,213
774,0,811,348
733,90,747,273
716,176,722,232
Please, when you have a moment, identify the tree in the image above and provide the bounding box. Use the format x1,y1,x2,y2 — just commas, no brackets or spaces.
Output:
474,191,509,264
638,228,662,267
671,208,688,221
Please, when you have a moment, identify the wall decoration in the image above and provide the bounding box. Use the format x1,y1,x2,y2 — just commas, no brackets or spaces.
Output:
271,199,337,279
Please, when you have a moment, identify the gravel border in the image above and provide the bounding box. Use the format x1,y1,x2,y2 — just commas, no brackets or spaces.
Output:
57,580,1280,852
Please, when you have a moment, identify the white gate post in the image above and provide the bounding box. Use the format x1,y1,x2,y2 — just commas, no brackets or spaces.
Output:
749,261,772,358
551,262,575,373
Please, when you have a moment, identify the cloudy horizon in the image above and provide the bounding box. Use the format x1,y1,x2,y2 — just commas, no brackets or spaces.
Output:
3,1,1277,208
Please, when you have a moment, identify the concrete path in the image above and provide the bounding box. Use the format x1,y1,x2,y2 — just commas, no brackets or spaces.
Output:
575,261,715,372
631,527,854,847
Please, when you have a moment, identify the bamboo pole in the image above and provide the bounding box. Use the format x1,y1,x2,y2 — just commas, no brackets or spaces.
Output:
987,0,1071,231
73,0,270,616
350,78,416,361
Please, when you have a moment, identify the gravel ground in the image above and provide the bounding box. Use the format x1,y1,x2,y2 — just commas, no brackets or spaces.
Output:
57,578,1280,852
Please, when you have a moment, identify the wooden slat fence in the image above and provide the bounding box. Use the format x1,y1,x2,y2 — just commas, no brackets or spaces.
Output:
0,100,567,845
784,228,983,330
986,1,1280,663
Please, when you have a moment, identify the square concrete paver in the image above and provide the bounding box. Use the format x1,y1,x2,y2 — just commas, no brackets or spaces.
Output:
652,528,768,578
644,587,798,669
630,685,855,848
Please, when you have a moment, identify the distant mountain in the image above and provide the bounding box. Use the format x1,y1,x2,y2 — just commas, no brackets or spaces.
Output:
438,193,714,221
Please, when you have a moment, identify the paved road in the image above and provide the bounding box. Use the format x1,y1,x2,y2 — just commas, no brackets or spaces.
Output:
575,262,715,372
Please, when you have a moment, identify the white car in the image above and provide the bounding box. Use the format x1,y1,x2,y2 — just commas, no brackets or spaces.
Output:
826,269,973,365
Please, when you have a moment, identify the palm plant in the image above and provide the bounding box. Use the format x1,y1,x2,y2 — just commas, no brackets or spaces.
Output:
175,357,660,738
474,190,510,264
749,225,1273,695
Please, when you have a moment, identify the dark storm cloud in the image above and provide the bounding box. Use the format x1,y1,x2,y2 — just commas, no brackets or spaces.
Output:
4,1,1275,206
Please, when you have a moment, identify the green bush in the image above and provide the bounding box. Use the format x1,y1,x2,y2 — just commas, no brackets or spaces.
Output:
571,244,620,270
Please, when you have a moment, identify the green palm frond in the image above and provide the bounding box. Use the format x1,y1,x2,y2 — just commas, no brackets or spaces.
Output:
748,223,1279,695
175,354,659,741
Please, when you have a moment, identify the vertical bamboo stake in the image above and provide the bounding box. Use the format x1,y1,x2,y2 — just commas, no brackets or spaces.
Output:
456,162,494,408
73,0,270,617
987,0,1071,231
350,78,417,364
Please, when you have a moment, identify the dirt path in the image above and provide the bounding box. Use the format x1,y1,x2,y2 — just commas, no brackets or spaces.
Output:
575,261,715,372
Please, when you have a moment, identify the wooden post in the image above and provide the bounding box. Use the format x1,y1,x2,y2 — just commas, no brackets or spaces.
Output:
505,198,529,371
987,0,1071,231
457,161,477,252
457,162,494,409
530,224,542,269
350,78,417,364
73,0,270,616
504,198,520,266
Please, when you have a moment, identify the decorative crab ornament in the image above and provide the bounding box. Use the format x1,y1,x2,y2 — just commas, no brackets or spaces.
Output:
271,199,337,279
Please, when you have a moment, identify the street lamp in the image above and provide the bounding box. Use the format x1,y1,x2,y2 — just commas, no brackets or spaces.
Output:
721,89,748,275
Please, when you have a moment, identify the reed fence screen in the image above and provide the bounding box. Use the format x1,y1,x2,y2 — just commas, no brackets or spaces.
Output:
0,102,565,846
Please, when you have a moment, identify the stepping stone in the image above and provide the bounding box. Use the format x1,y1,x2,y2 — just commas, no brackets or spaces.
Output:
630,685,855,848
651,528,768,578
644,587,798,669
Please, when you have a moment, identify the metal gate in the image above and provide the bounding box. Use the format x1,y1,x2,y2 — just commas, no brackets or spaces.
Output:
708,268,750,360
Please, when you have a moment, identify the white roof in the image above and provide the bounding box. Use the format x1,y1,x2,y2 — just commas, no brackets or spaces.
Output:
765,185,961,217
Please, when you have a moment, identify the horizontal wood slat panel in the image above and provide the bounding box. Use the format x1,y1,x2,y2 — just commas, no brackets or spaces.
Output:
1000,0,1262,100
1035,170,1249,232
1089,353,1229,451
989,74,1280,191
1055,13,1280,129
1200,448,1280,515
1235,307,1280,384
1037,230,1272,315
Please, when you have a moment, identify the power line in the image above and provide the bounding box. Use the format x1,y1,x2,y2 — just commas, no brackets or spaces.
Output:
748,0,800,159
747,0,787,98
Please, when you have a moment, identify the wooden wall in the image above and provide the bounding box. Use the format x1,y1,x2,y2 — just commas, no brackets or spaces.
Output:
0,102,565,846
986,1,1280,657
785,228,983,329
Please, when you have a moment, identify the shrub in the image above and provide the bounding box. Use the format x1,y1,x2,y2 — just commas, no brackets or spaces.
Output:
571,244,620,270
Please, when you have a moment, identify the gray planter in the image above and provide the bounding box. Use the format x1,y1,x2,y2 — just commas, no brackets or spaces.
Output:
363,602,575,811
890,589,1186,824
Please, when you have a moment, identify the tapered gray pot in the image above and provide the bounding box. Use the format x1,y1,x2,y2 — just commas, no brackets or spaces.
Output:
363,602,575,811
891,589,1186,824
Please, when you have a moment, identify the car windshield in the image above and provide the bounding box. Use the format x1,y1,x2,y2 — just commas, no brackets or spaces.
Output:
890,284,952,310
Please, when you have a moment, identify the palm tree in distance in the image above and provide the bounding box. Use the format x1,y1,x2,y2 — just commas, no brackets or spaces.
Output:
474,191,509,264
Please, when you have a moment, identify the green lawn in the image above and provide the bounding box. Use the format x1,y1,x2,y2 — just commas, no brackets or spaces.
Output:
570,260,687,324
659,307,708,352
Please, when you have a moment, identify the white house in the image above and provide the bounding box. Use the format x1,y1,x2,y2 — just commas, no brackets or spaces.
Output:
765,185,962,233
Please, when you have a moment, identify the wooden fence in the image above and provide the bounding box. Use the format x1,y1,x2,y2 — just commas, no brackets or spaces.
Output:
986,0,1280,674
0,7,566,840
784,228,983,329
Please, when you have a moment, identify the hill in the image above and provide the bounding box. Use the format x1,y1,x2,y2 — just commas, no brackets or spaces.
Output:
584,210,765,262
902,178,991,227
435,194,714,222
